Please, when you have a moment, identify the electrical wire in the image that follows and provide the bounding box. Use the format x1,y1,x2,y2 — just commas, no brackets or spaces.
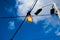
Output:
30,0,38,12
0,16,25,19
11,16,27,40
32,14,51,17
40,3,52,9
0,14,51,19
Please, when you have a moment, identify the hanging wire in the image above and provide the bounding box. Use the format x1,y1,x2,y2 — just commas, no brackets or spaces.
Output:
0,16,25,19
0,14,51,19
40,3,52,9
32,14,51,17
11,16,27,40
30,0,38,12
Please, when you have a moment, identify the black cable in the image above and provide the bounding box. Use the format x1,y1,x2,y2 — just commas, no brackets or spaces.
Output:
0,14,51,19
41,3,52,9
32,14,51,17
30,0,38,11
11,16,27,40
0,16,25,19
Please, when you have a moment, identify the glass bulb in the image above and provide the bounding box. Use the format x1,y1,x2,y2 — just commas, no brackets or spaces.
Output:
27,15,33,22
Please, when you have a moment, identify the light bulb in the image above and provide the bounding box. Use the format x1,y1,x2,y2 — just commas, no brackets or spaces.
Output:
26,13,33,22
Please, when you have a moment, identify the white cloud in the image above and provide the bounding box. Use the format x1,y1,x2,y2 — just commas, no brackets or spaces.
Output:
8,21,15,30
43,15,60,35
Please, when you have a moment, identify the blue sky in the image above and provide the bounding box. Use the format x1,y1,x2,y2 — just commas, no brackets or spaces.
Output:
0,0,60,40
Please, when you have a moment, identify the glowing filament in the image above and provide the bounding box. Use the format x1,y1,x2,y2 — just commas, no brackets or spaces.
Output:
26,13,33,22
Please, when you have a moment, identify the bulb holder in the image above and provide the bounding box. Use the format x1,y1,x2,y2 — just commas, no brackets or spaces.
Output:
35,8,42,15
50,8,55,14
